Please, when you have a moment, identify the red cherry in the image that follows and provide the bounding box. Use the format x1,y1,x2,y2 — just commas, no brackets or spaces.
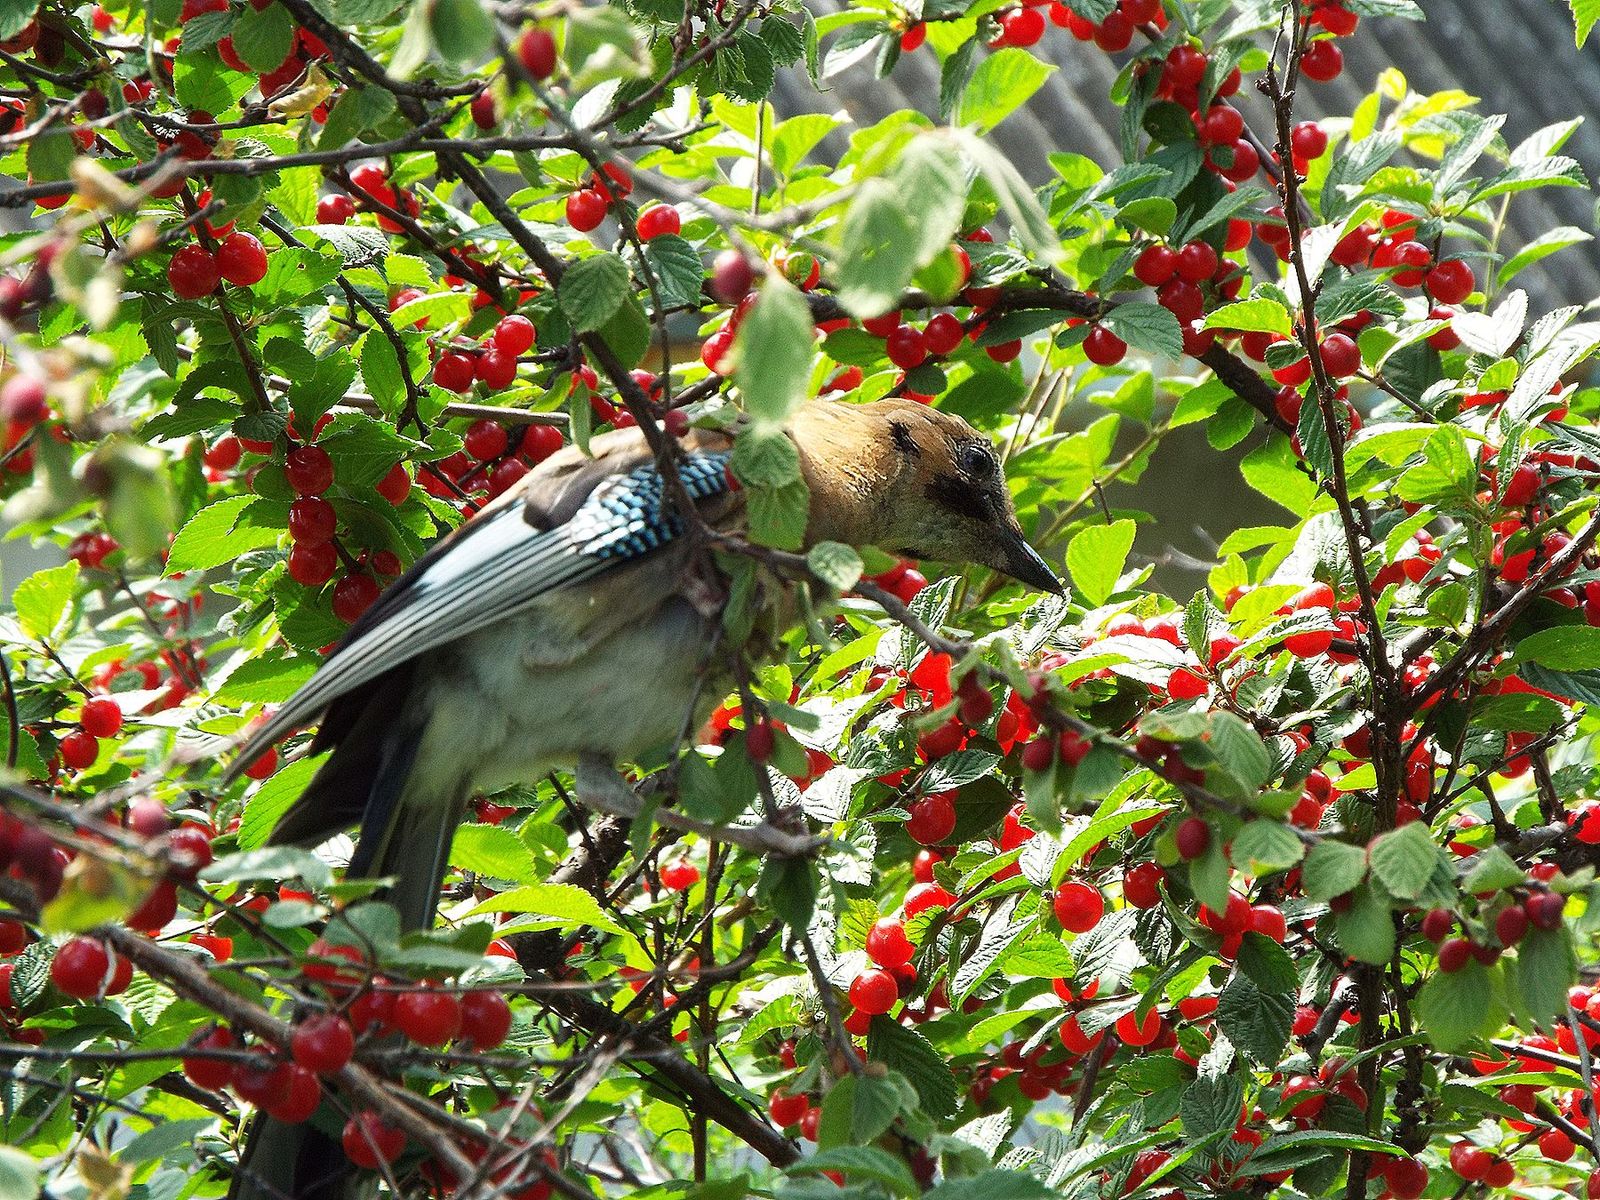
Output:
998,7,1045,45
288,496,337,544
376,462,411,505
848,968,899,1015
1114,1007,1162,1046
1175,816,1210,859
1319,332,1360,378
393,991,462,1046
1291,121,1329,160
166,825,214,879
183,1025,237,1091
204,435,243,470
865,918,914,968
216,232,268,287
167,245,220,300
1134,244,1177,286
464,419,510,460
886,326,929,370
1384,1158,1428,1200
332,574,381,623
1438,937,1471,973
517,28,557,78
79,696,123,739
288,540,337,586
1175,240,1219,282
268,1063,322,1124
433,351,476,393
660,859,700,891
521,424,564,464
470,91,496,130
342,1111,406,1170
636,204,682,240
1425,258,1474,304
1052,881,1104,933
1083,326,1127,366
1300,39,1343,81
59,729,98,770
460,989,513,1050
475,348,518,390
710,251,756,304
905,792,956,845
291,1013,355,1074
493,315,536,355
1123,862,1164,909
317,194,356,224
0,375,47,426
285,445,334,495
51,936,111,999
768,1088,808,1127
565,189,608,232
128,879,178,930
923,312,963,356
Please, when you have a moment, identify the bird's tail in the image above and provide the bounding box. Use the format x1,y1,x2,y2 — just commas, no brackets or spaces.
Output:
230,702,465,1199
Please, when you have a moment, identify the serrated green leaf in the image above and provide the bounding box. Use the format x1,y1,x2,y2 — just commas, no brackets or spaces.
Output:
808,541,863,591
1066,519,1135,606
734,275,814,426
1301,839,1367,901
558,253,632,334
1368,821,1444,901
449,823,537,884
12,560,79,641
463,882,626,935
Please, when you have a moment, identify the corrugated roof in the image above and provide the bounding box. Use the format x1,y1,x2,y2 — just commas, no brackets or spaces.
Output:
775,4,1600,308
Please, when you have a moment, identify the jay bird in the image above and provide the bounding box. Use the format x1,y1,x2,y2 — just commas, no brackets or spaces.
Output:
224,397,1056,1198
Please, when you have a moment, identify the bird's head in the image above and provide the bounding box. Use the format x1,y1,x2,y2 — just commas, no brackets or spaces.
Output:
790,398,1062,594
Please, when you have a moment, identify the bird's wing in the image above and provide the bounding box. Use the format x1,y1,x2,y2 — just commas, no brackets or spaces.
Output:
224,440,734,780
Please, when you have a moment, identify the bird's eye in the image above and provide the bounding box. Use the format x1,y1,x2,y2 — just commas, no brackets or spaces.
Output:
959,443,997,479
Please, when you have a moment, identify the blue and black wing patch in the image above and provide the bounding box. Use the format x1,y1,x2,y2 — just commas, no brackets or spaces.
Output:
226,450,733,778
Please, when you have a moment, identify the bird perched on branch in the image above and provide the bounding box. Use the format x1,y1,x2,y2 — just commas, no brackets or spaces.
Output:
224,397,1057,1198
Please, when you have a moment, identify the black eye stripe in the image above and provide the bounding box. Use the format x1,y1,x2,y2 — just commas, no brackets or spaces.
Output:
926,472,993,522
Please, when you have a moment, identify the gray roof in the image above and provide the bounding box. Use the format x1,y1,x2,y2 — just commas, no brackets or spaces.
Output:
777,2,1600,309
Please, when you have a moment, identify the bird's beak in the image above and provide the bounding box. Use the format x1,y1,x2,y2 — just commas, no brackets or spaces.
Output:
995,526,1063,594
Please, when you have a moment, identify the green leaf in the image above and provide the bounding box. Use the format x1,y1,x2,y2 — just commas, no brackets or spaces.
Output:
238,754,326,851
746,478,811,551
958,48,1055,133
1333,882,1396,964
951,129,1063,266
168,496,284,573
463,882,626,935
1368,822,1445,901
793,1148,917,1196
429,0,495,61
1301,839,1367,901
1511,924,1576,1025
1218,959,1294,1063
732,428,802,488
866,1020,960,1118
0,1146,41,1200
642,234,705,310
925,1170,1054,1200
808,541,863,592
1514,625,1600,669
122,1118,214,1166
1119,196,1176,236
1498,225,1591,288
818,1067,903,1147
1099,302,1183,360
12,560,79,641
1202,298,1293,337
1415,960,1495,1051
1181,1072,1245,1139
558,253,632,334
214,655,317,704
1229,819,1304,876
232,0,296,71
1066,518,1135,606
0,0,37,39
735,275,814,427
201,846,334,890
1396,423,1475,504
1462,846,1526,894
1205,712,1273,798
318,86,398,151
449,824,536,883
1575,0,1600,45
